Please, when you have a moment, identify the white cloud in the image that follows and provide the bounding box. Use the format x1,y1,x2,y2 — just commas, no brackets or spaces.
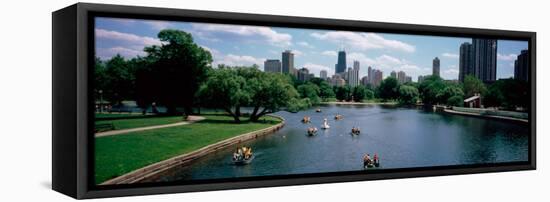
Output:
95,29,163,59
442,53,459,59
95,29,161,46
321,50,337,57
298,41,314,48
144,20,173,30
442,65,459,79
302,63,331,77
213,54,265,67
292,50,304,57
199,45,220,56
311,31,415,53
497,53,518,61
191,23,292,47
96,47,146,60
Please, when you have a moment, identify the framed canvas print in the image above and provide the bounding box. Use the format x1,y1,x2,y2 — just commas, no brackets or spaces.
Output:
52,3,536,199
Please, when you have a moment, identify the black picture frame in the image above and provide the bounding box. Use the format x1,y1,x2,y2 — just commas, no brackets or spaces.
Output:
52,3,536,199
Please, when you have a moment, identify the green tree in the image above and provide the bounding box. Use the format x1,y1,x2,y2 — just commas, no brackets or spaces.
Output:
200,66,299,122
246,69,299,121
483,79,528,110
334,85,351,101
418,75,445,105
398,85,419,105
139,29,213,115
297,83,321,104
102,55,136,105
309,78,335,100
198,67,250,122
352,85,372,102
463,75,487,98
378,77,400,101
438,84,464,106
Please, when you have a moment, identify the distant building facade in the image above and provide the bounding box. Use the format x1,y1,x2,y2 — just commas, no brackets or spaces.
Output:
264,59,281,73
347,61,360,87
390,71,397,78
320,70,328,80
472,39,497,82
282,50,295,75
331,74,345,86
297,67,311,81
335,50,347,74
397,71,407,83
433,57,440,77
514,49,529,81
459,42,474,82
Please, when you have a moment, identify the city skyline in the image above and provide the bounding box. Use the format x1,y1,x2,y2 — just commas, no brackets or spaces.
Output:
95,17,528,82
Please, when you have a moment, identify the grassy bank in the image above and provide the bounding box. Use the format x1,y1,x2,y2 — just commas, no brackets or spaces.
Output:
95,115,184,131
95,114,281,184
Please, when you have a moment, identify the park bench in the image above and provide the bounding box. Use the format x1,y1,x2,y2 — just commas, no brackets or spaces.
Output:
95,123,115,133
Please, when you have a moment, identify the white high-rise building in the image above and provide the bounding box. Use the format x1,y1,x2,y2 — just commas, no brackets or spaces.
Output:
347,61,360,87
320,70,328,80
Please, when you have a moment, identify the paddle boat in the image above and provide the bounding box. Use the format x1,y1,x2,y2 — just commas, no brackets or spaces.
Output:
351,127,361,135
363,153,380,169
307,127,318,136
302,116,311,123
321,118,330,129
232,146,254,165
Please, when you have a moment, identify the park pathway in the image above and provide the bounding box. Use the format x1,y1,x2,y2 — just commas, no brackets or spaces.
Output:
95,115,205,138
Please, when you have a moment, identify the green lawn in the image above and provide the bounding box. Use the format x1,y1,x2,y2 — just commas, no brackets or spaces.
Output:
95,115,184,131
94,114,281,184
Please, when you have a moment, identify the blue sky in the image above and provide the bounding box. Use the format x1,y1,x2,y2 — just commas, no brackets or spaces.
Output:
95,17,528,81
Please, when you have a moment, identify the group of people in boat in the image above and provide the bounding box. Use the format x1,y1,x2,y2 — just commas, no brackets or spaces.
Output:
233,146,253,162
302,116,311,123
363,153,380,168
302,114,363,135
351,126,360,135
307,127,318,136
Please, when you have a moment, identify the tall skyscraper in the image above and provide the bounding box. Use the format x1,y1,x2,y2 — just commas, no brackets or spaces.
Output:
297,67,311,81
282,50,295,75
397,71,406,83
361,76,369,86
335,50,347,74
514,50,529,81
320,70,328,80
347,64,360,87
367,66,373,84
264,59,281,73
390,71,397,78
373,70,383,87
472,39,497,82
459,42,474,82
432,57,440,77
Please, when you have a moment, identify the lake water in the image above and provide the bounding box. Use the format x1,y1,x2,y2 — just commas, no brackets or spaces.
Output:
155,104,529,182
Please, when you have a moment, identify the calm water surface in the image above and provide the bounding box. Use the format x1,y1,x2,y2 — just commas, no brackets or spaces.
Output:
155,104,528,182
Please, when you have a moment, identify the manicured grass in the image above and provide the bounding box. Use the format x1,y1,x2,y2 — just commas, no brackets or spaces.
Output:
95,115,184,131
94,114,281,184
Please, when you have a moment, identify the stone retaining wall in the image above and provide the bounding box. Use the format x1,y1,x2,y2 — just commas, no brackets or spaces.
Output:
100,115,285,185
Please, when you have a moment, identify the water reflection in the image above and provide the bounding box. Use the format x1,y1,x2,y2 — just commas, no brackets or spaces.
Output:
156,104,528,182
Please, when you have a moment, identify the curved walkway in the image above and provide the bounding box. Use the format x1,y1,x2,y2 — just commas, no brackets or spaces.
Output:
443,109,528,123
95,115,205,138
